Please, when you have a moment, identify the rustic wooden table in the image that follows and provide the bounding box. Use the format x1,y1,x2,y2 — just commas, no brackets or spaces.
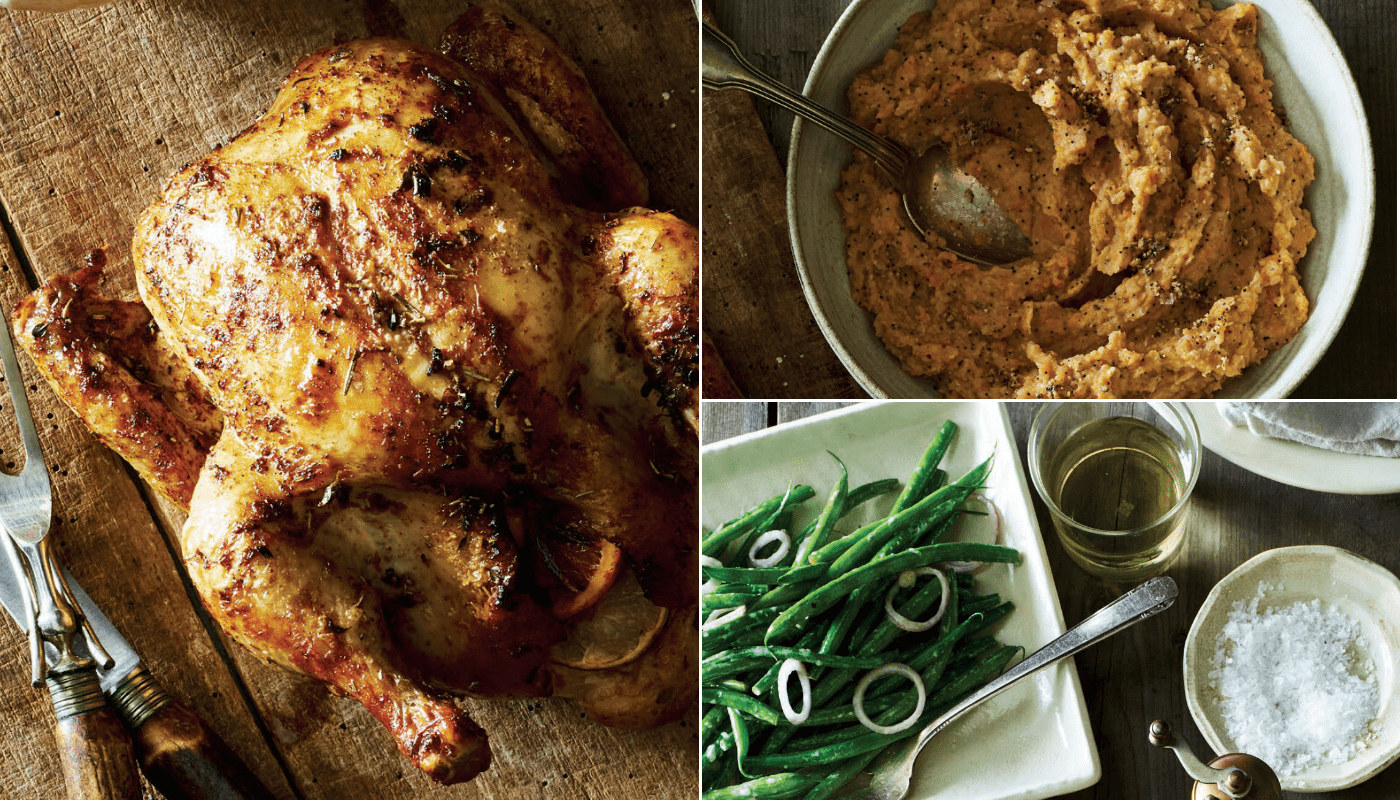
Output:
702,0,1397,400
701,400,1400,800
0,1,698,798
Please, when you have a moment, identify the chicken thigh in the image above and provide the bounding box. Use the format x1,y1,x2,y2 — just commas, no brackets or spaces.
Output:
13,6,696,785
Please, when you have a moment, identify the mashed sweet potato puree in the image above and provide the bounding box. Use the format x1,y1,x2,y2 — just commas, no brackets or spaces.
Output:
837,0,1314,398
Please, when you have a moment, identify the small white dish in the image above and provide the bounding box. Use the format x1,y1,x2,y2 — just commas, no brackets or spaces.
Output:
702,402,1099,800
1183,546,1400,792
1193,405,1400,495
786,0,1374,398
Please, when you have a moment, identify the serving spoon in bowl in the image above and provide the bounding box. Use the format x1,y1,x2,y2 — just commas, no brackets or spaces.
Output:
702,20,1033,266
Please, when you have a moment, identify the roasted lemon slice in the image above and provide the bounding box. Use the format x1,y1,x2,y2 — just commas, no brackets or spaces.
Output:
552,570,668,670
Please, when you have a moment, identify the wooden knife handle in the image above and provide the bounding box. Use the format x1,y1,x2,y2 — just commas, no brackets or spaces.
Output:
48,670,141,800
129,699,276,800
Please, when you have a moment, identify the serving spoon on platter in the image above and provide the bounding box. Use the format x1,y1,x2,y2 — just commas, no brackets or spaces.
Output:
702,20,1033,266
843,576,1179,800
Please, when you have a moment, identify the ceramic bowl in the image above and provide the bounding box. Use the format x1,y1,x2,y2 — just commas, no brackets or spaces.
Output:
786,0,1375,398
1182,546,1400,791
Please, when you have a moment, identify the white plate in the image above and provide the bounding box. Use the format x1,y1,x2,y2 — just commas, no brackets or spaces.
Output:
787,0,1374,398
1192,405,1400,494
1183,546,1400,791
701,402,1099,800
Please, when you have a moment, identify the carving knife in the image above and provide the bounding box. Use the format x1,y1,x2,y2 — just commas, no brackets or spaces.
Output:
2,306,137,800
0,557,276,799
0,308,273,800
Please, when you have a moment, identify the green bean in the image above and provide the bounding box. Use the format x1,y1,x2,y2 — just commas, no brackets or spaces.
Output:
702,485,815,557
703,728,733,762
820,540,957,665
701,704,728,742
703,646,890,683
788,454,848,567
701,686,782,726
891,420,957,514
703,590,768,614
751,628,823,695
753,646,1020,768
946,635,1001,671
816,490,957,577
804,750,882,800
802,683,906,727
782,477,902,568
765,542,1020,644
711,757,739,792
963,600,1014,637
812,555,949,673
812,587,872,662
746,582,811,614
880,506,959,561
826,457,992,578
841,477,901,515
806,518,880,566
958,592,1002,618
701,773,818,800
757,580,986,756
727,706,757,777
775,562,826,586
702,565,793,585
703,606,781,656
818,609,981,716
939,574,961,636
851,579,950,657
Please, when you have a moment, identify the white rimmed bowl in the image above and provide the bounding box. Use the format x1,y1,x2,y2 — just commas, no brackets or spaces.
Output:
1192,403,1400,495
1182,546,1400,791
786,0,1375,398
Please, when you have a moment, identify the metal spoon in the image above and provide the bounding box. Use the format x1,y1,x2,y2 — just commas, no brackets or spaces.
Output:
702,20,1033,266
845,576,1179,800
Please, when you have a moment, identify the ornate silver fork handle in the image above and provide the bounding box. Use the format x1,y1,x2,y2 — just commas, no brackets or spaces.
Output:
0,315,113,686
701,19,909,178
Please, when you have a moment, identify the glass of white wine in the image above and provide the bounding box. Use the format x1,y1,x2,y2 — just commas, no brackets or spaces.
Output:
1028,402,1201,582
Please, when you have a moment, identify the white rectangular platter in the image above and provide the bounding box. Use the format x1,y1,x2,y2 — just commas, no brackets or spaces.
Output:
701,401,1100,800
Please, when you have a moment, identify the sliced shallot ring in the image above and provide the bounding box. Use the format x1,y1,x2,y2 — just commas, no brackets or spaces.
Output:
700,555,724,595
748,529,791,568
885,567,950,632
942,492,1002,575
853,663,925,734
777,658,811,725
702,604,746,631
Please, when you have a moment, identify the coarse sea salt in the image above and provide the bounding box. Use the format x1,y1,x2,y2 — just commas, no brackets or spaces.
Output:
1208,583,1379,776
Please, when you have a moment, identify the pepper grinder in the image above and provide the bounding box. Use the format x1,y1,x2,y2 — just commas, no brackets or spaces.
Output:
1148,720,1283,800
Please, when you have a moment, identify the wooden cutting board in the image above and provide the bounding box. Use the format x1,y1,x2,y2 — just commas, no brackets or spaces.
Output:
0,1,698,798
701,86,862,400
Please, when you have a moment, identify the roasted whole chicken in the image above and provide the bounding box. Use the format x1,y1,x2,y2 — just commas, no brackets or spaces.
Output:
12,3,697,785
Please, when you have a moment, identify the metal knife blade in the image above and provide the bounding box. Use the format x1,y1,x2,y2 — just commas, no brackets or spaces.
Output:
0,562,138,692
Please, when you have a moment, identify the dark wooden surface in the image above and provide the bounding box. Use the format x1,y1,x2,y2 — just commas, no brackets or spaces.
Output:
0,1,698,798
702,0,1397,400
700,400,1400,800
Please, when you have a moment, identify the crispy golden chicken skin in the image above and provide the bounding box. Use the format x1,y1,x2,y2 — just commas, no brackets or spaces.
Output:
13,6,696,785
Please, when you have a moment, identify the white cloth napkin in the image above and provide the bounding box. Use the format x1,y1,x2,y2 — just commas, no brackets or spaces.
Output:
1216,403,1400,458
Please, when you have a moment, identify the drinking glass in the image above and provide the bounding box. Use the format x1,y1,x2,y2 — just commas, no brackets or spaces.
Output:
1028,402,1201,582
